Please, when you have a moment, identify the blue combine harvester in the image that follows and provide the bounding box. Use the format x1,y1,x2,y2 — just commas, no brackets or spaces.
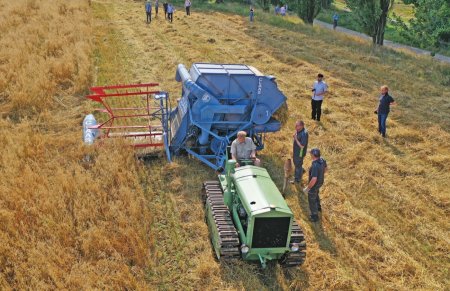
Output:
84,63,288,171
84,64,306,269
168,63,287,170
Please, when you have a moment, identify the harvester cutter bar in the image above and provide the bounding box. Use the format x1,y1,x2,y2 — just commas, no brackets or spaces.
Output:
85,83,171,155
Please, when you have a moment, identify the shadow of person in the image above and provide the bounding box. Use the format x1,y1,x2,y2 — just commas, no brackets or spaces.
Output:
310,217,337,255
297,191,337,255
382,138,405,156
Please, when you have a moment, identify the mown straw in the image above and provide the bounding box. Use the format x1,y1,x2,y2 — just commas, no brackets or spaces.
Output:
1,0,448,290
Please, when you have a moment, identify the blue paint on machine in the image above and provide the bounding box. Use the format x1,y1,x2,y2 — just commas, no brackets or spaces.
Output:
169,63,288,171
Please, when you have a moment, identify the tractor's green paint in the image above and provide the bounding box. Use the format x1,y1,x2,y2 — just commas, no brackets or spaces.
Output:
215,160,297,267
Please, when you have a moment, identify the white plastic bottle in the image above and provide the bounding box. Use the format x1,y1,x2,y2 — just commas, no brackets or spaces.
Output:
83,114,98,145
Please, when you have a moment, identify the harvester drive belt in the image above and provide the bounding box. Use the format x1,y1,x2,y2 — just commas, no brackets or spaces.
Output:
203,181,240,259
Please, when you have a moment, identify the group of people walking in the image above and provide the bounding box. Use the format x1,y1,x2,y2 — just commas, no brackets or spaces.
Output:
145,0,192,24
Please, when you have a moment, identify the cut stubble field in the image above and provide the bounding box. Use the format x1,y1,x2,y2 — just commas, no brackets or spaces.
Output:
1,0,449,290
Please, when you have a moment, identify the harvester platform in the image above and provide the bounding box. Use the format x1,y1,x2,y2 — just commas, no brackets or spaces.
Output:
85,83,171,158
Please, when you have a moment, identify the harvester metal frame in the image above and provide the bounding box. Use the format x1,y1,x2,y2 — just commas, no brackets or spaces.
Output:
86,83,172,159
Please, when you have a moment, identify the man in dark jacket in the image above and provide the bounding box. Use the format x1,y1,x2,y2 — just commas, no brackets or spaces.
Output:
303,148,327,222
163,2,168,19
291,120,308,184
375,85,396,138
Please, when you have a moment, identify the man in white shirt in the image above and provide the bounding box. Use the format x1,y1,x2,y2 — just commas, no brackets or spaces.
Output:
311,73,328,121
185,0,191,15
230,131,261,167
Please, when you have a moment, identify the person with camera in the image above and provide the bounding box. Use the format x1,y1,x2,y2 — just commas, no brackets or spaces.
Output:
303,148,327,222
311,73,328,121
231,131,260,167
374,85,396,138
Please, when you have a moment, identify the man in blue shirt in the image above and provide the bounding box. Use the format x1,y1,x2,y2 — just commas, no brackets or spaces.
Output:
375,85,396,138
145,1,152,24
333,12,339,30
167,3,174,23
291,120,308,184
303,148,327,222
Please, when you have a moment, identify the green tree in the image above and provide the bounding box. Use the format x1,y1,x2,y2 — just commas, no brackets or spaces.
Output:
321,0,333,9
344,0,394,45
395,0,450,50
297,0,322,24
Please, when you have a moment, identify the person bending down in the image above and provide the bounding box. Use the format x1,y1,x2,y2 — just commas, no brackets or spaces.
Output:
230,131,261,167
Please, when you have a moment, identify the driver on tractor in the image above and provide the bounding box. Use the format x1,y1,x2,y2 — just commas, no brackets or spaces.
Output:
230,131,261,167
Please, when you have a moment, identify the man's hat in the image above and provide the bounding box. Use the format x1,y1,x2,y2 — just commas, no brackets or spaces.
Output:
310,148,321,157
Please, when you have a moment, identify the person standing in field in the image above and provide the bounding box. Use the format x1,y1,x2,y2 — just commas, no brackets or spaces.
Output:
311,73,328,121
375,85,396,138
249,6,254,22
145,0,152,24
333,12,339,30
185,0,191,15
155,0,159,17
303,148,327,222
275,4,280,15
163,1,168,19
167,3,174,23
291,120,308,184
280,5,286,16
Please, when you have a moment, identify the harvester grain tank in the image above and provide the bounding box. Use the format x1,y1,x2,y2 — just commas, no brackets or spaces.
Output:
170,63,287,170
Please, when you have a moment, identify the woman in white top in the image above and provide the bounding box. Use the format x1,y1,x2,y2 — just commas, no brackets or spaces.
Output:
185,0,191,15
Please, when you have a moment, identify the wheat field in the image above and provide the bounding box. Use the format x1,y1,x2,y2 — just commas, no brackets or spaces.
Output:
1,0,449,290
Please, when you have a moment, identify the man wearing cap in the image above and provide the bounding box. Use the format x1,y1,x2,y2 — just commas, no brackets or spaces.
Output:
303,148,327,222
291,120,308,184
230,131,261,167
311,73,328,121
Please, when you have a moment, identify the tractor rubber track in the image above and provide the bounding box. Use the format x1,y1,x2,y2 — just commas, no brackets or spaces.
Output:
279,220,307,267
203,180,240,259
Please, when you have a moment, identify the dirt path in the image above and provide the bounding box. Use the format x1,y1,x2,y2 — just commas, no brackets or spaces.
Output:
314,19,450,64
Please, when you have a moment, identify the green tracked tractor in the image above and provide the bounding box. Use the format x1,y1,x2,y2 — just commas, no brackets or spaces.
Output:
202,160,306,268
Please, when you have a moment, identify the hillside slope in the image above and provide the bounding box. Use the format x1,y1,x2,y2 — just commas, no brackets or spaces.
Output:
1,0,449,289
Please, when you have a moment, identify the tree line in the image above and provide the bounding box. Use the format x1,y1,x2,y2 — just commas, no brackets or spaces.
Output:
294,0,449,49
